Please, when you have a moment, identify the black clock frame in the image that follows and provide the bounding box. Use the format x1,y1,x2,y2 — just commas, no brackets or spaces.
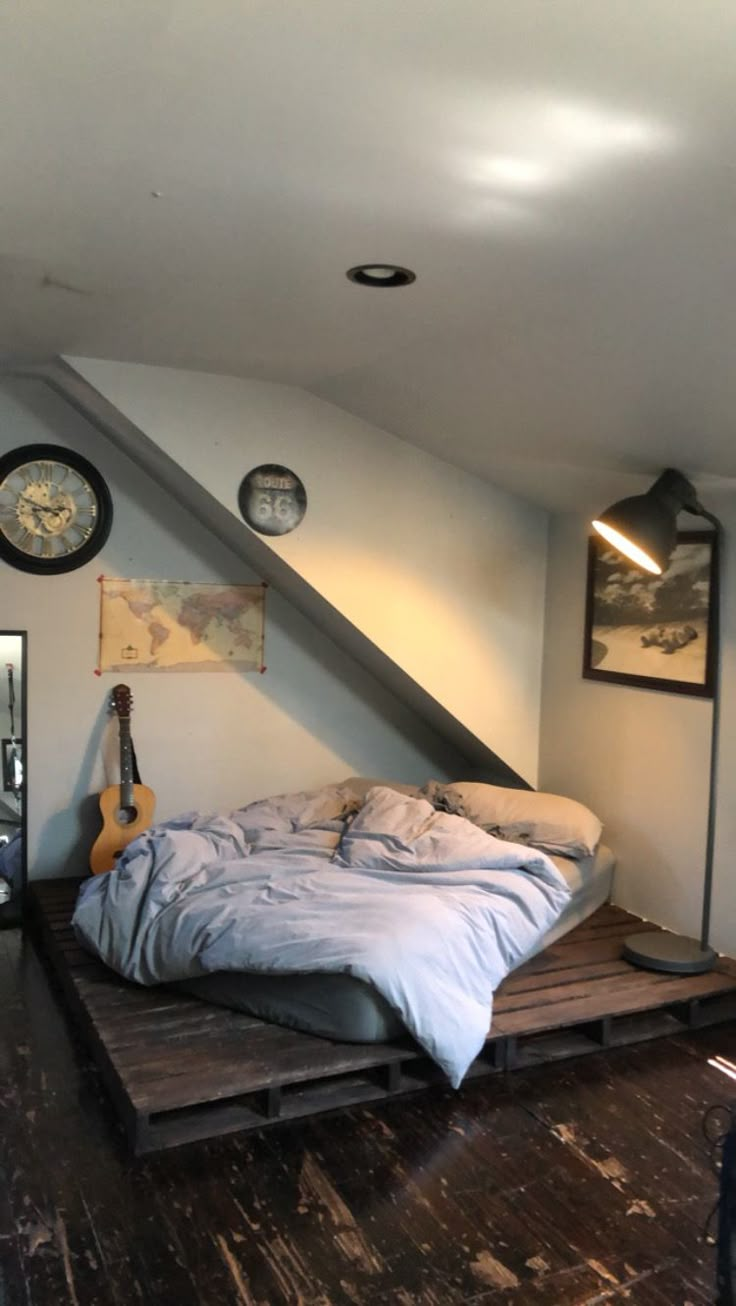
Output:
0,443,113,575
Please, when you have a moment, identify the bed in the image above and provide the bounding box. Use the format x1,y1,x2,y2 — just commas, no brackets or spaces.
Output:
72,777,611,1088
175,843,616,1043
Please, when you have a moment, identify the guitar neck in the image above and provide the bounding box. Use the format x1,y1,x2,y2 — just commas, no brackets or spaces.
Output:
118,717,135,807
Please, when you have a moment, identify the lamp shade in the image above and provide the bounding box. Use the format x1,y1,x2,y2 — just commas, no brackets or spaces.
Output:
592,468,700,575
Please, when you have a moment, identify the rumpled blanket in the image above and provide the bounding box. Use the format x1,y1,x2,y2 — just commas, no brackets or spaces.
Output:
73,784,570,1086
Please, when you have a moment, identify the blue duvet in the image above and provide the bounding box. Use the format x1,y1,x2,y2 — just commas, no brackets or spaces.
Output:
73,784,570,1086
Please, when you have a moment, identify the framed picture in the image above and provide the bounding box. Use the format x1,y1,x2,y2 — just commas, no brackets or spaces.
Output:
583,530,718,697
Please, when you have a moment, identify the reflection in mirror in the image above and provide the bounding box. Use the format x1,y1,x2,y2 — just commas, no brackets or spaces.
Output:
0,632,26,927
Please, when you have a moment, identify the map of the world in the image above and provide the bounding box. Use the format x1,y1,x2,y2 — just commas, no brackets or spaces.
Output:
98,579,265,672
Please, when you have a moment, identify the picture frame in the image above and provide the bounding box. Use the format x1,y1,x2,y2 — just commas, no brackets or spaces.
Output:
582,530,718,697
1,738,22,793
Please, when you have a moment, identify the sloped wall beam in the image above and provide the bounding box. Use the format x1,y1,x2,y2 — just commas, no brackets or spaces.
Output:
2,358,530,787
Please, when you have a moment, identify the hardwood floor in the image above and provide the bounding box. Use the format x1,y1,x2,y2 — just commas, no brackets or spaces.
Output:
0,925,730,1305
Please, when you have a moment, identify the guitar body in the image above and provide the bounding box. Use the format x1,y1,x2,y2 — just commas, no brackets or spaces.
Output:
90,685,156,875
90,783,157,875
90,783,157,877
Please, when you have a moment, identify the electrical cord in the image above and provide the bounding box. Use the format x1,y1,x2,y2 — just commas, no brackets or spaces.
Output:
703,1102,736,1304
704,1104,732,1246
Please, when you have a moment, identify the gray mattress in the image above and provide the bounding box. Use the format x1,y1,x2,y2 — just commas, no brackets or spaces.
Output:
177,844,616,1043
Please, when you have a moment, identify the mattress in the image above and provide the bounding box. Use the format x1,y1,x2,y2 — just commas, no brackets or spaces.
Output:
176,844,616,1044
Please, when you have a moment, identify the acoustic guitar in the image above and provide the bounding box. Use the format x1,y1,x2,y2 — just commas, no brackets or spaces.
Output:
89,683,156,875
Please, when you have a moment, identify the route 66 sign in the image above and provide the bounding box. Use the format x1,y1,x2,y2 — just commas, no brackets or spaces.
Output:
238,465,307,537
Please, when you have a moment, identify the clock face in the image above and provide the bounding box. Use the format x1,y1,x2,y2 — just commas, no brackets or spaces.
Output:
0,444,113,574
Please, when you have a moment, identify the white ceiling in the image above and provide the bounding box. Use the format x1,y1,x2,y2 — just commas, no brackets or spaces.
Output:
3,1,736,511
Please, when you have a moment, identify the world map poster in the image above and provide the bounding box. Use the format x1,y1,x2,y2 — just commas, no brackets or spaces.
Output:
98,579,266,672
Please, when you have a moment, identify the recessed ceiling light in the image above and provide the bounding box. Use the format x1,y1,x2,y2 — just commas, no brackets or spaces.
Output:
346,264,416,287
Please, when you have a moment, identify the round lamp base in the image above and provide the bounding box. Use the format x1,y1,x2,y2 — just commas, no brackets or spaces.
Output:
622,930,716,975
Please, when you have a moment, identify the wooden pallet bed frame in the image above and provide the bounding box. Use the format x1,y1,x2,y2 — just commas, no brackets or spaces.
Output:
31,878,736,1155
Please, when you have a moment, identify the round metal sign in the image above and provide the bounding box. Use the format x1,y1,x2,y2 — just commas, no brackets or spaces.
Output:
238,464,307,537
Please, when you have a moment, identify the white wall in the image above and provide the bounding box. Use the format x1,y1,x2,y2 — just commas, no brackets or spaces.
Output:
540,511,735,955
0,378,461,879
67,358,549,784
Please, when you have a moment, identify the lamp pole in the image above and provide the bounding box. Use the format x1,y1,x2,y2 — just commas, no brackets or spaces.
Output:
698,510,723,954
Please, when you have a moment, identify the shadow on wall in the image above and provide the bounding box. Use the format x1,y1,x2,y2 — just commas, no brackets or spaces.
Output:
260,588,467,781
38,696,111,876
598,813,704,936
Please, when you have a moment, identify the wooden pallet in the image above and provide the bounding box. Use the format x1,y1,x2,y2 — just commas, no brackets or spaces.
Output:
31,878,736,1154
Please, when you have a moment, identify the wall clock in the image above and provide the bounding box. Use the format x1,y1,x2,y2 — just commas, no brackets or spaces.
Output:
238,464,307,536
0,443,113,574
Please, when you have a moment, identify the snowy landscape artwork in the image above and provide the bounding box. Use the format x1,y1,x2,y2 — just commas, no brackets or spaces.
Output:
583,532,716,697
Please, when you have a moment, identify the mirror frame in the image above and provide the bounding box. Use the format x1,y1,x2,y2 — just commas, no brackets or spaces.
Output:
0,630,27,928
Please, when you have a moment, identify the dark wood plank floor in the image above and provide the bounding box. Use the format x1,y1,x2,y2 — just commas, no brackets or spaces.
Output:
1,927,731,1304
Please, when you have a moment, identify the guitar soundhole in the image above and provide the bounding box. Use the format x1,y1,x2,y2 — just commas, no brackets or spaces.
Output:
116,805,139,826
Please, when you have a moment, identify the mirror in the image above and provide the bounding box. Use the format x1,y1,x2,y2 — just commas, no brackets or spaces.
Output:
0,632,26,927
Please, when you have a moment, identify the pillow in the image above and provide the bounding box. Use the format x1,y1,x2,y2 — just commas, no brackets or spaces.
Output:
420,780,602,859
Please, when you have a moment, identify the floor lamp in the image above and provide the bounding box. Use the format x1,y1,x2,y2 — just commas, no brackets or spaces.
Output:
592,468,722,975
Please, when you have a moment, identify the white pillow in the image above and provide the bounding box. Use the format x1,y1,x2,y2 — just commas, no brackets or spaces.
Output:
421,780,602,859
